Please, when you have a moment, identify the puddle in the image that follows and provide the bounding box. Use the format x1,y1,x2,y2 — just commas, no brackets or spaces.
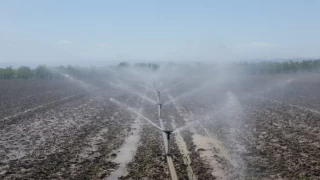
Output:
106,117,142,180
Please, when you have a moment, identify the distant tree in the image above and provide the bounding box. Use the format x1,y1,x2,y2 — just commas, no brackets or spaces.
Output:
118,61,130,67
17,66,33,79
35,65,51,79
67,65,85,78
0,68,4,79
149,63,159,71
134,63,159,71
241,59,320,74
283,61,290,73
3,66,15,79
314,59,320,72
54,65,66,79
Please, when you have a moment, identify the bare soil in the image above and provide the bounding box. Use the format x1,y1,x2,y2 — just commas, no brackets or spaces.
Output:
1,74,320,180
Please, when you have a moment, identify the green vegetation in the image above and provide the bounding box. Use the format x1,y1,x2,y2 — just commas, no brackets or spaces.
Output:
0,67,16,79
0,65,111,80
117,61,130,68
134,63,160,71
1,59,320,80
17,66,33,79
239,59,320,74
117,61,160,71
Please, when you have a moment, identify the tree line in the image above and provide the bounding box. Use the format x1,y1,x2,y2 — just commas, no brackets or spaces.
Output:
238,59,320,74
117,61,160,71
1,59,320,79
0,62,160,80
0,65,108,80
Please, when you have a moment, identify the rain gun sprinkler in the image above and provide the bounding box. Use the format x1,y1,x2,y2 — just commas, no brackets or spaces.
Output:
163,130,173,156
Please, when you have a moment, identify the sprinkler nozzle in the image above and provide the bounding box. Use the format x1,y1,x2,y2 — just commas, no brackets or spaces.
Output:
163,130,173,138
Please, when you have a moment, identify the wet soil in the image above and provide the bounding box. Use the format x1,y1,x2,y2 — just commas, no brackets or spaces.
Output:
1,74,320,180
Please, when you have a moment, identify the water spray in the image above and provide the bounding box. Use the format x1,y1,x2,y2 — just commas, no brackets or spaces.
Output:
109,98,163,131
112,81,178,179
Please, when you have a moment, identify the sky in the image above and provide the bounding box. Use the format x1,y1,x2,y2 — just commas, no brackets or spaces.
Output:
1,0,320,66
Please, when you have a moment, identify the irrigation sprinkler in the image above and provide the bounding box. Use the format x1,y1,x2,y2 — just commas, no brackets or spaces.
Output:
142,81,179,178
157,91,161,103
163,130,173,156
111,81,178,179
158,103,163,118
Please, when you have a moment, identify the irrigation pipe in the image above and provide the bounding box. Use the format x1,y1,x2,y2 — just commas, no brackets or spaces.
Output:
155,83,178,180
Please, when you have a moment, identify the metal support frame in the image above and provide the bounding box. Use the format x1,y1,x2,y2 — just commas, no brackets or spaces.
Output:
163,130,173,155
156,89,178,180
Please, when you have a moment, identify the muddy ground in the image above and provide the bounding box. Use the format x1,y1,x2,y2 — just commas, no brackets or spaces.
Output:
1,74,320,180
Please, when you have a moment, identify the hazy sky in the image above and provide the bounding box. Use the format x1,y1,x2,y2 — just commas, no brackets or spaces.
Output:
1,0,320,66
